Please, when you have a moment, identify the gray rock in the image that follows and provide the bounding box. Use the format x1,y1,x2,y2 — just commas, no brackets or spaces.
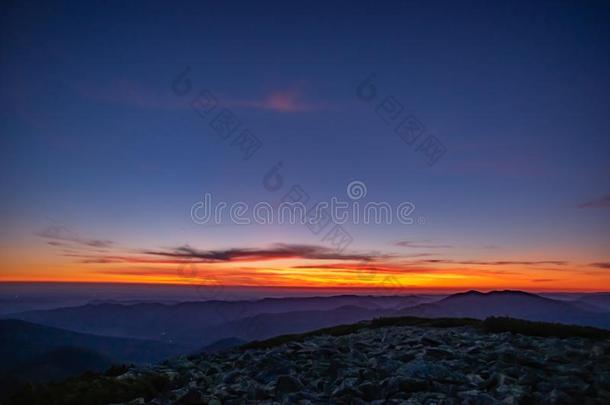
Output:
275,375,302,395
177,389,205,405
101,322,610,404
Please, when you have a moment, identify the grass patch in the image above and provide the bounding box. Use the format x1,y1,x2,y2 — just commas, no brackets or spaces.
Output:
482,316,610,340
242,315,609,350
242,316,481,350
240,322,370,350
370,316,480,329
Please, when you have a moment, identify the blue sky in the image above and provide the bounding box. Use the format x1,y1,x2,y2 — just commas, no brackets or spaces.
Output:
1,0,609,289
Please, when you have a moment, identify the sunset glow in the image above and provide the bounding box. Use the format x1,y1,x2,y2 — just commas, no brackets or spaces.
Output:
1,0,609,295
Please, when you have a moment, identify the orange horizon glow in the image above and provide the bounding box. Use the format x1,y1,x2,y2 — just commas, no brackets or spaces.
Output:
2,260,609,293
2,236,608,293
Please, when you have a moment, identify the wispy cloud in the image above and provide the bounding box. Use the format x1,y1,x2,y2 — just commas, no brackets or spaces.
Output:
393,240,453,249
74,79,184,111
290,262,524,278
291,262,436,275
143,243,382,263
37,225,114,249
578,195,610,209
589,262,610,269
413,259,567,266
230,88,327,112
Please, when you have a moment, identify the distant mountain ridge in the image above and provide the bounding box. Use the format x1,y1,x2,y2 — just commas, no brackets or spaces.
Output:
573,293,610,311
0,319,190,398
6,294,431,346
396,290,610,329
0,319,187,372
2,290,610,398
7,291,610,350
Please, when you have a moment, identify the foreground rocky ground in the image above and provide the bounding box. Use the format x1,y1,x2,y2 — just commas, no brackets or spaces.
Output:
109,321,610,404
7,317,610,405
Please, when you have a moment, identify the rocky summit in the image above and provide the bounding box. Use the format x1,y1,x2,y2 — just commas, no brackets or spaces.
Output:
98,320,610,405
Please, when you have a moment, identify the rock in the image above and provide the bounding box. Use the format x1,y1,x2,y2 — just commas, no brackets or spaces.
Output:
97,322,610,404
420,335,442,347
222,370,241,384
424,347,453,360
275,375,302,395
466,373,485,387
591,345,605,358
357,381,379,400
123,398,145,405
178,389,205,404
332,383,362,399
457,390,496,404
548,388,571,404
395,376,429,392
399,359,458,382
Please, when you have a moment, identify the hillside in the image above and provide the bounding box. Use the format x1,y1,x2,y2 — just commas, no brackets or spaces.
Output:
6,317,610,405
574,293,610,311
8,295,428,346
216,305,384,342
396,290,610,329
0,319,189,395
9,291,610,354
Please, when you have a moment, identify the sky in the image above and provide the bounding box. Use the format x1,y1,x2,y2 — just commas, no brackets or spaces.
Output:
1,0,609,292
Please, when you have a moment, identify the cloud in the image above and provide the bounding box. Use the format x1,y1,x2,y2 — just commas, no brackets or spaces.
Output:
291,262,436,275
290,262,523,278
74,79,184,111
578,195,610,209
74,78,328,113
79,258,123,264
413,259,567,266
37,225,114,249
231,88,326,112
393,240,453,249
143,243,381,263
64,243,397,268
44,234,572,282
589,262,610,269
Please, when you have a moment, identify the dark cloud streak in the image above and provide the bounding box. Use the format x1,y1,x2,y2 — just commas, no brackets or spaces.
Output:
37,225,114,248
578,195,610,209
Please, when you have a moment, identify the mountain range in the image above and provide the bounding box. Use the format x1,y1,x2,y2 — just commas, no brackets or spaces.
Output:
7,291,610,347
2,289,609,394
0,319,188,398
5,294,430,346
397,290,610,328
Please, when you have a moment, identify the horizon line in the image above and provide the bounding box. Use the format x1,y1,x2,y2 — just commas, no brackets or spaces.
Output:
1,280,608,294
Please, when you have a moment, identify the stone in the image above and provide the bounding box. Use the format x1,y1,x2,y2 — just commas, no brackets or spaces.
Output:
94,322,610,404
177,389,205,404
275,375,302,394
